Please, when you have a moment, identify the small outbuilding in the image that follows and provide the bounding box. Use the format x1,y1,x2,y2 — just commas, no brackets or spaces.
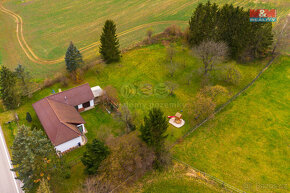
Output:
91,86,103,104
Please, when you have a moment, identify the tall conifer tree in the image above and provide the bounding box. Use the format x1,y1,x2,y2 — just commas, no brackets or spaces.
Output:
11,126,53,191
140,108,168,164
11,125,70,192
99,20,121,63
188,1,219,46
81,139,110,175
65,42,83,73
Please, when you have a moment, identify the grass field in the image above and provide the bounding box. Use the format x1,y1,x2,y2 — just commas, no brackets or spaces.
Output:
0,43,270,192
173,55,290,193
1,0,289,76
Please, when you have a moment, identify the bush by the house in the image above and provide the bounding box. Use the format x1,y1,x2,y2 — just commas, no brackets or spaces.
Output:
26,112,32,122
98,132,155,187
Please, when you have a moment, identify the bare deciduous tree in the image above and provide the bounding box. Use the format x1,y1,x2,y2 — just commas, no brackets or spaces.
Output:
101,85,119,111
193,40,228,75
115,104,136,133
164,24,183,37
165,81,178,96
272,15,290,55
76,177,113,193
167,46,176,64
185,70,194,85
168,62,178,77
166,46,177,77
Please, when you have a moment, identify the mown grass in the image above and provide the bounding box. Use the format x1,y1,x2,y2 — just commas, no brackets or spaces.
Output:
1,0,289,76
0,43,270,193
0,10,28,69
173,55,290,193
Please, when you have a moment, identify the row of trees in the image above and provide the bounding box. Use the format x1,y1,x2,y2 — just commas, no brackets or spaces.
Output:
0,64,31,110
188,1,273,60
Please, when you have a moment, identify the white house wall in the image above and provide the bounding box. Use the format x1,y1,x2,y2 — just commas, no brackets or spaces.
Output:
89,100,94,107
77,100,94,111
55,136,82,153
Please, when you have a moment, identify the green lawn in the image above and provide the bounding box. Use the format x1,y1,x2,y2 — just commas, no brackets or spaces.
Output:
62,108,123,165
133,164,224,193
173,55,290,193
1,0,289,76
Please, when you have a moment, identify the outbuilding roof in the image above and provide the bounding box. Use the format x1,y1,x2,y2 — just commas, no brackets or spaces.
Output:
91,86,103,98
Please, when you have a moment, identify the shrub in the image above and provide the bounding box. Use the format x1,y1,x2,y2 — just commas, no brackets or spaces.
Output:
77,177,113,193
53,72,63,82
59,76,69,87
164,24,183,38
200,85,228,103
98,132,155,186
36,179,52,193
223,65,242,85
31,124,38,130
43,78,54,88
187,93,216,123
26,112,32,122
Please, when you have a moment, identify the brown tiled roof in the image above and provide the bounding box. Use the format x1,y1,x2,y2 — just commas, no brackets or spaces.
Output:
48,99,85,124
47,83,94,107
33,84,93,146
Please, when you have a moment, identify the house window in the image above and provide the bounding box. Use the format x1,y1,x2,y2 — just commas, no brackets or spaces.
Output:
83,101,90,108
77,125,83,133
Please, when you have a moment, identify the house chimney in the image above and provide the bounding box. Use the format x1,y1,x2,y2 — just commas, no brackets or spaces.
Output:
58,88,62,93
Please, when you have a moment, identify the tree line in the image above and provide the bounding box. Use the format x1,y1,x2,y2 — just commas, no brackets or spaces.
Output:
188,1,273,61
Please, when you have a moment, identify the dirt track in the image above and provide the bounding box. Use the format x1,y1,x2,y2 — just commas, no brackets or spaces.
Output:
0,3,186,65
